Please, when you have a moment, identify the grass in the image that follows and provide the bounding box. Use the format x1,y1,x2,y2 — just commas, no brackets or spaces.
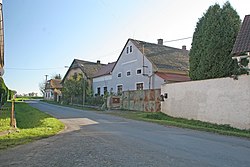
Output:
0,101,64,149
42,100,98,111
107,111,250,138
15,96,43,102
41,100,250,139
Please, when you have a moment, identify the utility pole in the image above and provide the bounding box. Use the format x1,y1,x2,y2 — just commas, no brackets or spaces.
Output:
45,74,48,82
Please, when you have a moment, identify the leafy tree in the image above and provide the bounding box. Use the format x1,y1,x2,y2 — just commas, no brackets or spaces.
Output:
52,74,61,79
62,73,86,104
189,1,241,80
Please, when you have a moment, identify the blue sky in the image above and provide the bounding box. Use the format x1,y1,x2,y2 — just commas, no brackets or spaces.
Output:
2,0,249,95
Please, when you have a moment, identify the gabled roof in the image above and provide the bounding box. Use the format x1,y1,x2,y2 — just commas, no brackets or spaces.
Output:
232,15,250,55
45,79,63,89
130,39,189,73
62,59,104,83
92,62,116,78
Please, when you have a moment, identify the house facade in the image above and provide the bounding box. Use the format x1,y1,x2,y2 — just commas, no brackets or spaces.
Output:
92,62,116,96
44,79,63,102
92,38,190,95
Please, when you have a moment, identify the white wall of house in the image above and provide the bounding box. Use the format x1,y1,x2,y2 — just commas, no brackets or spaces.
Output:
93,75,112,95
110,40,164,94
44,89,54,100
161,75,250,130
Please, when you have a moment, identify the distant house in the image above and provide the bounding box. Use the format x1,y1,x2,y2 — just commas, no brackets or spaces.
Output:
92,38,190,95
92,62,116,96
231,14,250,70
61,59,104,89
44,79,63,102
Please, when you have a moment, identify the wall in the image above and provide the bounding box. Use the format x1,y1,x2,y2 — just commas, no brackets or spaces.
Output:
122,89,161,112
161,75,250,129
93,75,112,95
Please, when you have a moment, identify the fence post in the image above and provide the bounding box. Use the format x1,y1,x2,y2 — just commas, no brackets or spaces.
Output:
10,98,16,128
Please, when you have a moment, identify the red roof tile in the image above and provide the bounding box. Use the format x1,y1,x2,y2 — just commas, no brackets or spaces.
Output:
155,72,190,82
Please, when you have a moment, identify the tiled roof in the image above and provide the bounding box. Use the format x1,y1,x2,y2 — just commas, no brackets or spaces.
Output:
232,15,250,55
130,39,189,73
45,79,63,89
92,62,116,78
73,59,104,78
62,59,104,83
155,72,190,82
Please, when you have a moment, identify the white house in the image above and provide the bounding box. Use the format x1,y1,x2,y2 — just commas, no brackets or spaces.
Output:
44,79,63,102
92,38,190,95
92,62,116,96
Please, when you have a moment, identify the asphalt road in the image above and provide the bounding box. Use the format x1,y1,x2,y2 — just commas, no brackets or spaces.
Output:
0,101,250,167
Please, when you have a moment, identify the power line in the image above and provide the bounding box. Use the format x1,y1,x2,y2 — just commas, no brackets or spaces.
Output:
163,37,192,43
5,67,68,71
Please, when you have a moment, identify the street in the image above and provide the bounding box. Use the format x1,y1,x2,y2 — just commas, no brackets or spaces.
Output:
0,100,250,167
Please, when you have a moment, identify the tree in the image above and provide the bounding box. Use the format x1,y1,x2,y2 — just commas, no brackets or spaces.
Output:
39,81,45,96
61,73,85,104
52,74,61,79
189,1,241,80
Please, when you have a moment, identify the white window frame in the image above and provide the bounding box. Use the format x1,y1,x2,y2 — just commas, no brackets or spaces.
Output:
136,68,142,75
135,82,144,90
116,84,123,94
117,72,122,78
126,70,131,77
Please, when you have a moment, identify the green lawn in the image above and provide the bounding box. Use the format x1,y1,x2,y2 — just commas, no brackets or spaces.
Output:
107,111,250,138
0,101,64,149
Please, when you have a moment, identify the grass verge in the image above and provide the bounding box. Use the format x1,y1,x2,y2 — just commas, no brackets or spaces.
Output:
107,111,250,138
0,101,64,149
41,101,250,139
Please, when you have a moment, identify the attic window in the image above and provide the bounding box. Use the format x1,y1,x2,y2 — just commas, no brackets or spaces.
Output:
137,69,142,74
118,72,122,78
126,46,133,54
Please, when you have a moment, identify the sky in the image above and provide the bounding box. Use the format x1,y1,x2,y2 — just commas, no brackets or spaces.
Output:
2,0,250,95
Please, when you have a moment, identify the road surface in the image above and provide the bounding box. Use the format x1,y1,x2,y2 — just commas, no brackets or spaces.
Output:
0,100,250,167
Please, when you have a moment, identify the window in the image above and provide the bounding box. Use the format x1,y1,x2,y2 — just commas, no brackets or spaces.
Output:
117,85,123,95
126,46,132,54
126,71,131,76
118,73,122,78
136,83,143,90
104,87,107,95
97,87,101,95
136,69,142,74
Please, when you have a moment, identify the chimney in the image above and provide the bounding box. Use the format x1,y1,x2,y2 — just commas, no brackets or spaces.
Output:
182,45,186,50
157,39,163,45
97,60,100,64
